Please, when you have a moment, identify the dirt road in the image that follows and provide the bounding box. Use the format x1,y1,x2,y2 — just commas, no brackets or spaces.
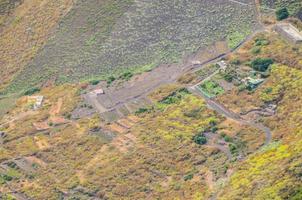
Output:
204,132,232,160
189,85,272,146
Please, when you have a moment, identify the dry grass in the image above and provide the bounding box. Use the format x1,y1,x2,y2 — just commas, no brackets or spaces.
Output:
0,0,74,90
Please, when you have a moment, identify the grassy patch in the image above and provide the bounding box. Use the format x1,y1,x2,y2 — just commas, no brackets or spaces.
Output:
227,29,251,49
196,64,220,79
198,80,224,98
0,95,17,117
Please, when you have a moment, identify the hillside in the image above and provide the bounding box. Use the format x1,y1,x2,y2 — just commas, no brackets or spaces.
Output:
2,0,259,93
0,0,302,200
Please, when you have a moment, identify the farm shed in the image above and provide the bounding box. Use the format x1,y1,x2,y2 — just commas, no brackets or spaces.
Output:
274,23,302,44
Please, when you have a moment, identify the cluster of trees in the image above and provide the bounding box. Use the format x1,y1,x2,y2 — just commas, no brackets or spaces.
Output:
276,8,289,21
251,58,274,72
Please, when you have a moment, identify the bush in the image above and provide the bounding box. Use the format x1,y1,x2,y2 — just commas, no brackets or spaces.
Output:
264,87,273,94
211,126,218,133
229,143,238,154
230,59,241,65
183,173,194,181
254,38,269,46
223,135,233,142
24,87,40,96
120,71,133,80
107,76,116,85
251,46,261,55
90,79,100,85
251,58,273,72
0,174,13,182
223,73,233,82
220,133,233,142
161,95,178,104
238,84,246,92
184,108,202,118
276,7,289,21
193,133,207,145
135,107,149,114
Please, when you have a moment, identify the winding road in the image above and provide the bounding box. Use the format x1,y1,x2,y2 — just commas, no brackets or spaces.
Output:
188,85,272,146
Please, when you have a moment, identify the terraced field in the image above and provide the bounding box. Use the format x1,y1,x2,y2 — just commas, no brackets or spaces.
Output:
5,0,259,93
1,6,302,198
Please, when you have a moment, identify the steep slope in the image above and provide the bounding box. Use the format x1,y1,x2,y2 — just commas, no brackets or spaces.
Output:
4,0,259,93
215,30,302,199
218,65,302,200
0,0,74,90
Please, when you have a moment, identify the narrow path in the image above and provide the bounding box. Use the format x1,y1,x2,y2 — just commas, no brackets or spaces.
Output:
204,132,232,160
227,0,252,6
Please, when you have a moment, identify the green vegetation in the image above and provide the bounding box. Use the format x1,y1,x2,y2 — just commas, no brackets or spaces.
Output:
0,167,21,185
1,194,16,200
255,38,269,46
2,1,302,199
223,72,233,82
227,29,251,49
198,80,224,98
106,76,116,85
219,65,302,199
135,107,150,114
221,133,233,143
196,64,220,80
230,58,241,65
229,143,238,154
251,46,261,55
276,7,289,20
193,133,207,145
183,172,194,181
159,88,189,106
260,84,282,103
119,71,133,81
251,58,274,72
4,0,258,93
89,79,100,85
0,95,17,117
261,0,302,16
23,87,40,96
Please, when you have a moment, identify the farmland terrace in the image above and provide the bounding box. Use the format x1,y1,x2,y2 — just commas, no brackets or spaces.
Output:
4,0,260,93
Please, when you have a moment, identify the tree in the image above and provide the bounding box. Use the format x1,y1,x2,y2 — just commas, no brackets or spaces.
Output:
276,8,289,21
251,58,273,72
193,133,207,145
